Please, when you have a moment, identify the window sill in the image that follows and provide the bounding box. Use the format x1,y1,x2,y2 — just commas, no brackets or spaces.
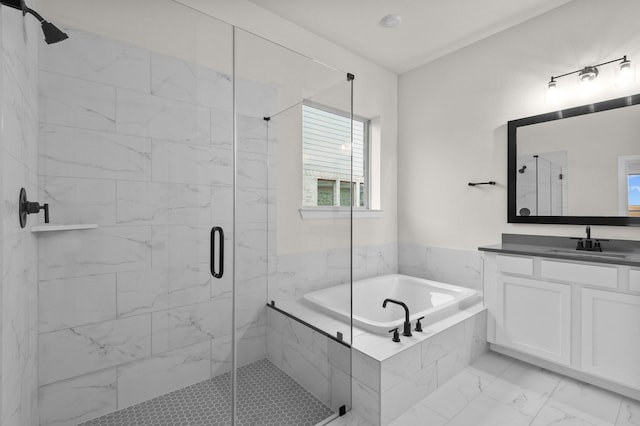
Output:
299,207,383,220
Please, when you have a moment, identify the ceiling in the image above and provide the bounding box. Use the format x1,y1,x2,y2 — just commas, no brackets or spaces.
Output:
249,0,572,74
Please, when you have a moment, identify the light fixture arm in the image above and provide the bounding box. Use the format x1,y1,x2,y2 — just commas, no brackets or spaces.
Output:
550,56,628,81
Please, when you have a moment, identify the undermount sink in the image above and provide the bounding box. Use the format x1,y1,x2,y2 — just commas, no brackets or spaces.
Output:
544,248,628,259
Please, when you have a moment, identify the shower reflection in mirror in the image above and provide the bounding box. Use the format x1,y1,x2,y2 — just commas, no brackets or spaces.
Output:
516,151,568,216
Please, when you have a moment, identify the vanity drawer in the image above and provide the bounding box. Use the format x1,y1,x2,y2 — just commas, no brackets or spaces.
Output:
630,270,640,292
540,260,618,289
496,254,533,276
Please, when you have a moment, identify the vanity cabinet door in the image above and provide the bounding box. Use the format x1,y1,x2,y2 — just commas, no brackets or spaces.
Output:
581,289,640,390
495,275,571,365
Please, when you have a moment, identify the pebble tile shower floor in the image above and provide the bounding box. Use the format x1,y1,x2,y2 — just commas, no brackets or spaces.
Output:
79,358,334,426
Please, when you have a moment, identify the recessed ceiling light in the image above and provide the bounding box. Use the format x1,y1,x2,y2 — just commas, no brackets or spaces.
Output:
379,14,402,28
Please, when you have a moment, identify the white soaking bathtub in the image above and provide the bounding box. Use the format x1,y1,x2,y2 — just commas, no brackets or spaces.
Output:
303,274,480,335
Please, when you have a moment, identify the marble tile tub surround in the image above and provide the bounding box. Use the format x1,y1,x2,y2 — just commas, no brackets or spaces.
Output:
398,243,483,291
270,243,398,304
0,4,40,426
350,308,488,426
266,306,352,413
36,27,275,426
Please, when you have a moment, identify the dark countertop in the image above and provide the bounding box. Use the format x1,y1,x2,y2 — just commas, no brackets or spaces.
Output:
478,234,640,267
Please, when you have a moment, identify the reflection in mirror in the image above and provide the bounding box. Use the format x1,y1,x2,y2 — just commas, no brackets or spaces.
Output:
508,93,640,225
516,151,567,216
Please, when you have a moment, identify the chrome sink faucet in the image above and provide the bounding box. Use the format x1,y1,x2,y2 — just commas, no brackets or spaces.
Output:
382,298,412,337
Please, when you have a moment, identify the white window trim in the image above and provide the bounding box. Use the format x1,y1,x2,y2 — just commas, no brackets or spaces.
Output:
299,207,383,219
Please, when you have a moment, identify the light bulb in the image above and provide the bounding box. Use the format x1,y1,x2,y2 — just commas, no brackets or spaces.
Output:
618,57,633,85
546,78,560,102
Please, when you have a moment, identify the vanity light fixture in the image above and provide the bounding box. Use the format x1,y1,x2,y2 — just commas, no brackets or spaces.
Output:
547,55,632,96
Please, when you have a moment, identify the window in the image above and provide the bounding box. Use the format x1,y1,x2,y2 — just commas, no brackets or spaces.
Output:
629,174,640,216
618,155,640,216
317,179,335,206
302,102,369,208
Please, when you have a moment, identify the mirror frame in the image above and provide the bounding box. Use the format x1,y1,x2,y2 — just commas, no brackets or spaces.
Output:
508,93,640,226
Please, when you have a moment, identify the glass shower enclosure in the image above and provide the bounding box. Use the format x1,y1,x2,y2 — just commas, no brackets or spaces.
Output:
35,1,354,425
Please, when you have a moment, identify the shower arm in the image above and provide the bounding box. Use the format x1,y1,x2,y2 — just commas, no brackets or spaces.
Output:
0,0,69,44
1,0,51,24
23,6,46,23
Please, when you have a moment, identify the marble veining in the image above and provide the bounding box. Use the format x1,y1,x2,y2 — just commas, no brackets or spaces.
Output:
39,315,152,385
151,52,232,112
39,28,151,92
39,71,116,132
39,125,152,181
116,88,211,144
38,369,118,426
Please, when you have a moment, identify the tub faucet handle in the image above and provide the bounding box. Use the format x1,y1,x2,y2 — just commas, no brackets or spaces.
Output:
388,328,401,342
415,316,425,332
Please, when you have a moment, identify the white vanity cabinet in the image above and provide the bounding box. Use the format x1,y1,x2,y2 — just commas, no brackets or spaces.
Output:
495,275,571,365
581,289,640,390
483,251,640,399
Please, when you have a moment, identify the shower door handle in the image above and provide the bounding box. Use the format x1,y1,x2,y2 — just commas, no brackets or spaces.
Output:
210,226,224,279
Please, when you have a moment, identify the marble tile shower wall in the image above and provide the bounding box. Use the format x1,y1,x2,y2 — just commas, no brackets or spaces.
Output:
0,5,40,426
36,28,275,426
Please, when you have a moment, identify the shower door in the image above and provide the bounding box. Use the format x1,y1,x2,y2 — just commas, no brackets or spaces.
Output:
234,28,354,424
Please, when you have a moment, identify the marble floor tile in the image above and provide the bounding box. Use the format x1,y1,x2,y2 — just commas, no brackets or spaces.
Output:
464,351,515,380
531,404,607,426
446,394,534,426
616,398,640,426
483,376,550,417
393,350,636,426
498,358,562,395
422,370,494,419
388,403,448,426
547,378,623,426
326,410,373,426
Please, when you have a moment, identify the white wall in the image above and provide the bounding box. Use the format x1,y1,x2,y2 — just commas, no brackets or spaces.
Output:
39,0,398,255
399,0,640,250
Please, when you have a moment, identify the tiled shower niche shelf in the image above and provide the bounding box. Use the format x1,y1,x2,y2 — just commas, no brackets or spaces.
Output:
31,224,98,233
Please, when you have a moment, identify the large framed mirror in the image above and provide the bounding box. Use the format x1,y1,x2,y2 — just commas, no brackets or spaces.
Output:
508,93,640,226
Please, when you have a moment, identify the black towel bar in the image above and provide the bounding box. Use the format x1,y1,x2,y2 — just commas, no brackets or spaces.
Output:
468,181,496,186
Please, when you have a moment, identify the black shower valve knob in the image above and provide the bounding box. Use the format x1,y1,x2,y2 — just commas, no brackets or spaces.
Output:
18,188,49,228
